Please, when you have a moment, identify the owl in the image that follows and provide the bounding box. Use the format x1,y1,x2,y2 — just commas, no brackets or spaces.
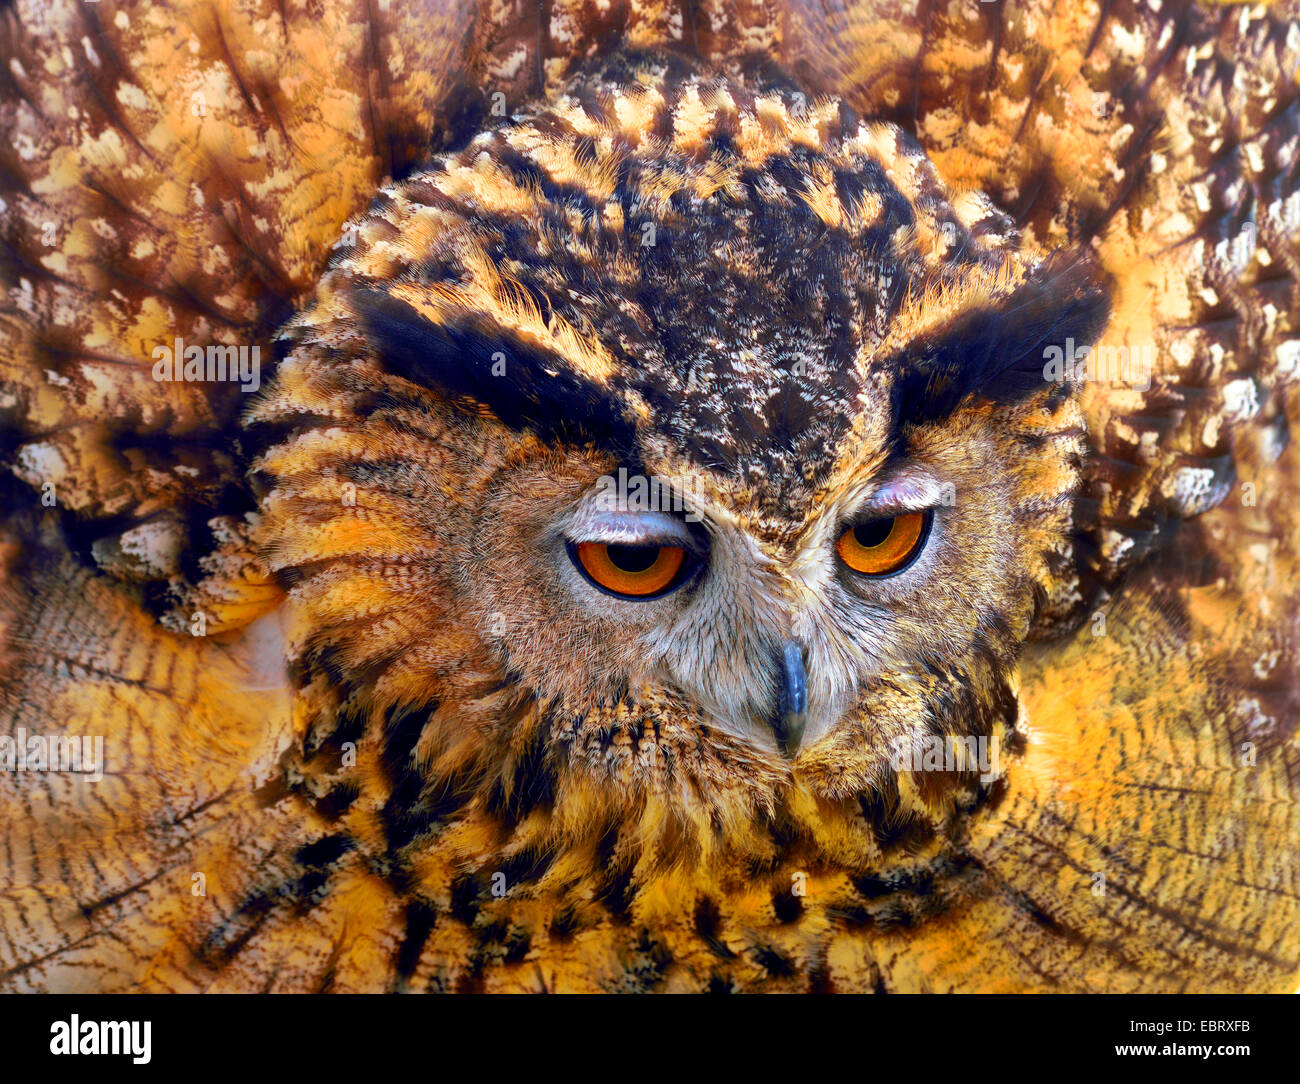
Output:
0,0,1297,995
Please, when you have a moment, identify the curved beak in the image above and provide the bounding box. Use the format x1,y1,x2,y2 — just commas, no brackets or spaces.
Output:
773,639,808,758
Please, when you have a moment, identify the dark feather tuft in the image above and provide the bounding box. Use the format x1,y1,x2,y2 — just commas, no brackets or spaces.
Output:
349,288,639,457
894,254,1112,424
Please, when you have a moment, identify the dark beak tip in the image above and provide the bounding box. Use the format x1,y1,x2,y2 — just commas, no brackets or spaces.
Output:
776,639,809,756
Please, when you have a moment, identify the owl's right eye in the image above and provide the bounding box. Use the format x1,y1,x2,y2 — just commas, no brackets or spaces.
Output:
567,540,692,599
835,510,931,577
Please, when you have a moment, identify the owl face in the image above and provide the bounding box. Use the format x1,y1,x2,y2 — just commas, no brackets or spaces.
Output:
458,406,1051,765
255,53,1108,861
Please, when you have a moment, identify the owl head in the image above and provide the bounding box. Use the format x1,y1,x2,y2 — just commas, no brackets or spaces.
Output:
251,52,1109,874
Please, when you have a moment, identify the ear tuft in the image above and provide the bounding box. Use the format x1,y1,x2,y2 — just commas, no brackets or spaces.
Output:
349,288,639,454
895,253,1112,424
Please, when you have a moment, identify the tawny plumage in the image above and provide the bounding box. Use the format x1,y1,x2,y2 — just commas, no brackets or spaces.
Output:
1,0,1297,993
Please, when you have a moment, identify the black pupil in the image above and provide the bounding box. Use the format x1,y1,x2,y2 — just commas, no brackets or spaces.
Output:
852,518,894,548
606,544,660,573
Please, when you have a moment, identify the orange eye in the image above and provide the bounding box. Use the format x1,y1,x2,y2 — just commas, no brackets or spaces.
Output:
571,541,689,599
835,511,930,576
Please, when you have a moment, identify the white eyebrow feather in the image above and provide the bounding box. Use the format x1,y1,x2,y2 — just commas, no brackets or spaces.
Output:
858,468,946,515
564,506,698,547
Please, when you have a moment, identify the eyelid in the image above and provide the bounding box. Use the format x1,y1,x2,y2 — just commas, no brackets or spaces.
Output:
856,472,946,517
565,510,698,549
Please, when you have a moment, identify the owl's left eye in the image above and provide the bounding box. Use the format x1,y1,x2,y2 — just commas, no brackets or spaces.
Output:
568,540,692,599
836,510,932,577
